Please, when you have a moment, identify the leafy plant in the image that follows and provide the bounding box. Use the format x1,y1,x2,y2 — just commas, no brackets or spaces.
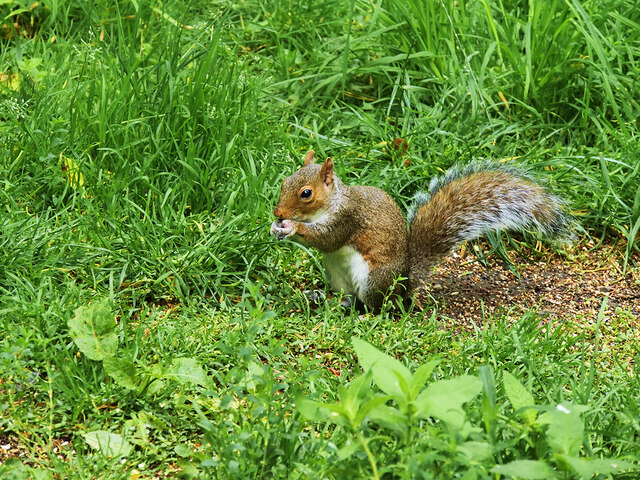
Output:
67,301,216,459
296,338,638,479
1,0,639,477
0,458,53,480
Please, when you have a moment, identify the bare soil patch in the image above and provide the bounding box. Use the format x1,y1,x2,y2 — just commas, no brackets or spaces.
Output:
419,242,639,326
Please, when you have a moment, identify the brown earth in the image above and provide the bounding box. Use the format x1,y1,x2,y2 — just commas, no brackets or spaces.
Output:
419,241,639,325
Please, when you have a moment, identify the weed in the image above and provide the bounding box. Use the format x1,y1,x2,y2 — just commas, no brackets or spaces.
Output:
0,0,638,478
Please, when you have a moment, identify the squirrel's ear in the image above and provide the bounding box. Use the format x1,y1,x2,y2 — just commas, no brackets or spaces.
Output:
320,157,334,188
303,150,315,166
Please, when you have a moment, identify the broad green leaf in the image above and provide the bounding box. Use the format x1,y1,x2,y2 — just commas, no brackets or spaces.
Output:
32,469,53,480
456,441,492,463
341,370,372,413
352,337,411,398
242,361,266,392
354,395,392,425
0,458,28,480
556,455,637,479
337,440,360,460
410,360,440,399
174,443,193,458
0,458,53,480
392,369,410,397
163,357,212,388
491,460,557,479
413,375,482,427
296,397,329,422
503,371,536,423
103,357,137,390
323,402,351,427
68,302,118,361
368,404,407,436
83,431,132,457
296,397,349,427
540,404,584,456
176,460,199,479
338,374,372,422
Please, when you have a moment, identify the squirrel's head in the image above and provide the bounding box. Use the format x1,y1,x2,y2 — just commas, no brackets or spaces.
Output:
273,150,336,221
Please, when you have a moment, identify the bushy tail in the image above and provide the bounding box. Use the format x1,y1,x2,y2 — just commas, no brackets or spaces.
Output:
407,161,573,287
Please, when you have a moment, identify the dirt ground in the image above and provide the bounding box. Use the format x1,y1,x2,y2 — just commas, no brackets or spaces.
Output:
418,241,639,327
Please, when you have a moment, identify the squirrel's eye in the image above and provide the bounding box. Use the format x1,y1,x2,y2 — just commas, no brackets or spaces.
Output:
300,189,312,199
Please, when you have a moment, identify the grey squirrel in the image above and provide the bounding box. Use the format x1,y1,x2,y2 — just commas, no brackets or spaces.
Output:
270,150,572,308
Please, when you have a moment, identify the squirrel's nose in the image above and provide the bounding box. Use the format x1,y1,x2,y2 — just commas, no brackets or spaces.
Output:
273,206,282,218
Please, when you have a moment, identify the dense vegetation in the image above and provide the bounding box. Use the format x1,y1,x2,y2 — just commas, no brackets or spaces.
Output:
1,0,638,478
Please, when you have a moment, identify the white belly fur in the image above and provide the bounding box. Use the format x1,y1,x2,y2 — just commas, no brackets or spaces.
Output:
324,246,370,298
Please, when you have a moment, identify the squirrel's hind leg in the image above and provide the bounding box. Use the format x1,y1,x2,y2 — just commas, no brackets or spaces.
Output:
304,289,327,304
303,289,359,311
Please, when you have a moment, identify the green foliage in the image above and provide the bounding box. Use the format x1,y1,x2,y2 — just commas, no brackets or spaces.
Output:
68,301,216,397
503,370,537,424
295,338,638,479
0,459,53,480
0,0,639,478
68,302,118,361
491,460,557,480
83,431,133,458
163,357,213,389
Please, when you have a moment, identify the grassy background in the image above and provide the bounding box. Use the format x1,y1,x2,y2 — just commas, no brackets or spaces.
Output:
1,0,639,478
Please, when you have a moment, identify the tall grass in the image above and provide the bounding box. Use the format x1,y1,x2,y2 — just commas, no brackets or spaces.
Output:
2,2,285,301
265,0,640,256
0,0,638,478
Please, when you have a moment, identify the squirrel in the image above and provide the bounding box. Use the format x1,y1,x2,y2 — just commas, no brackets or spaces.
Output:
270,150,572,308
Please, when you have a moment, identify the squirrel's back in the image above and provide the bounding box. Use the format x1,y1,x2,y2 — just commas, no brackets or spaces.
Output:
408,161,572,289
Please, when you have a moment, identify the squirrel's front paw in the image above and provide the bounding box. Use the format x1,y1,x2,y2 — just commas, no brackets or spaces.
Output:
270,219,298,240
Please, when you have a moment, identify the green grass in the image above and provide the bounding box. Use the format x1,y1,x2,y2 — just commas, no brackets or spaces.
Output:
1,0,639,478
